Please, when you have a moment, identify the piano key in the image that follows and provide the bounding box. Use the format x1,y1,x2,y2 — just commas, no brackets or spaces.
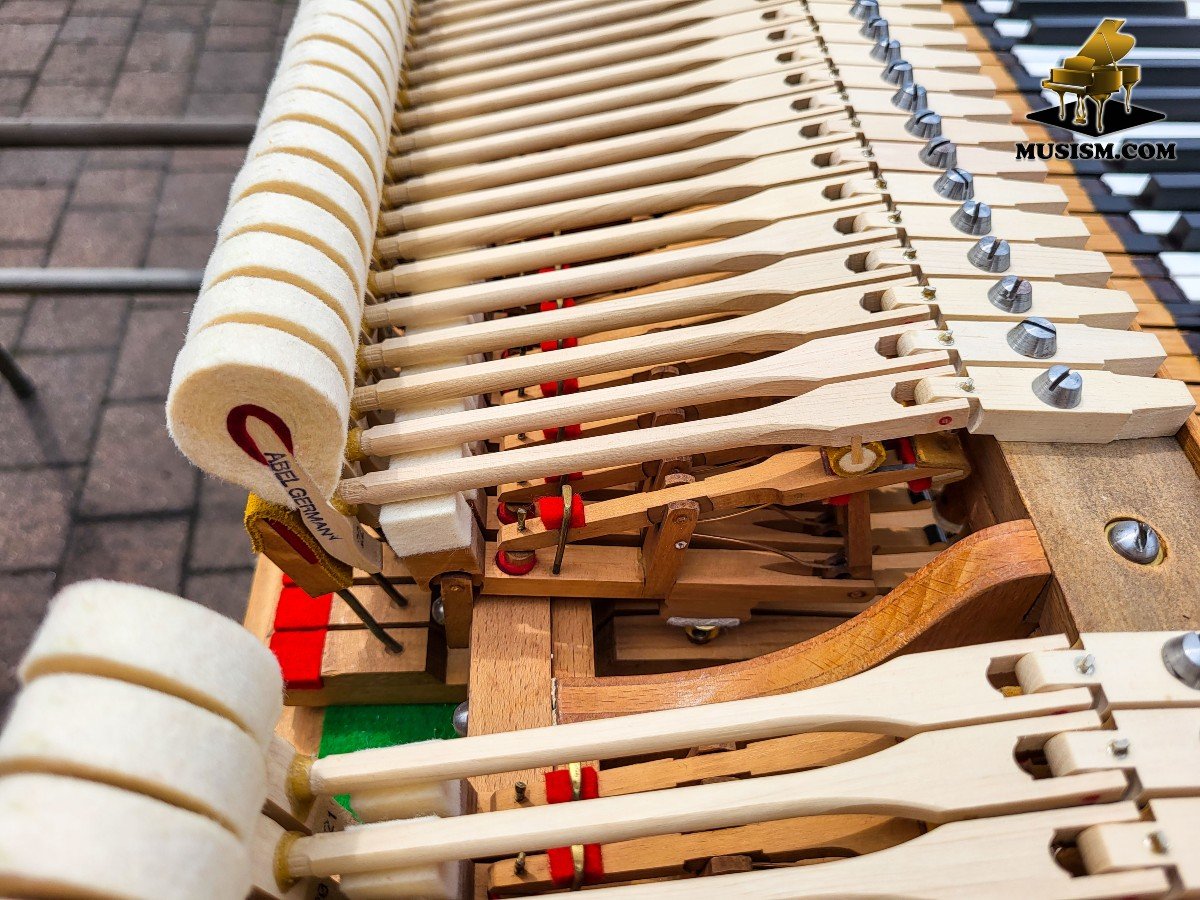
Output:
1136,173,1200,209
1130,210,1183,235
1114,140,1200,173
1011,0,1185,15
1025,17,1200,47
1167,212,1200,250
1101,174,1151,196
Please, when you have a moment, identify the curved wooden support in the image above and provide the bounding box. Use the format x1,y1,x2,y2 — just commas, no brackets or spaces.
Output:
555,519,1049,722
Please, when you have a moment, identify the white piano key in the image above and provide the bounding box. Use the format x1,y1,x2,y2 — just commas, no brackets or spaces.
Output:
979,0,1012,13
1100,173,1151,196
1129,211,1182,235
1014,45,1200,80
1161,252,1200,277
994,17,1031,38
1171,276,1200,302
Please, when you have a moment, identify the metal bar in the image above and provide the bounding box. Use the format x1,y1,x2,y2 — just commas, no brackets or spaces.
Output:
336,589,405,654
0,268,203,293
0,119,257,147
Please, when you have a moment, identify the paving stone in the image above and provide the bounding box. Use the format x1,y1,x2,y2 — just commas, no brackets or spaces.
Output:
56,14,137,44
212,0,280,26
109,304,189,400
0,311,22,344
140,4,206,30
156,170,237,233
182,568,253,621
0,246,45,267
107,70,190,116
0,351,112,467
0,187,67,244
49,207,154,267
71,166,163,208
132,291,198,308
79,402,197,516
71,0,144,14
193,50,271,92
84,147,169,168
123,29,197,73
0,23,57,74
0,149,85,185
23,83,111,116
0,292,28,315
189,504,255,569
0,75,30,113
204,24,274,50
0,1,71,24
144,230,217,268
0,468,78,570
61,516,189,594
39,42,126,86
185,90,263,118
169,147,248,172
0,571,56,710
21,293,128,352
199,473,249,511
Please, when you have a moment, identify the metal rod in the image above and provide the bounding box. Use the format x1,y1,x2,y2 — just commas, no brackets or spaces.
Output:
336,589,405,654
0,119,257,147
369,570,409,607
0,268,202,293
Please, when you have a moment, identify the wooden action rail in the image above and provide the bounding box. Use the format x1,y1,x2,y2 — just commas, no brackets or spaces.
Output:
4,582,1200,899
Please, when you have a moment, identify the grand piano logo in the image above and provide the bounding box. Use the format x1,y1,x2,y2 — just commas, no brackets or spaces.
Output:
1026,18,1164,138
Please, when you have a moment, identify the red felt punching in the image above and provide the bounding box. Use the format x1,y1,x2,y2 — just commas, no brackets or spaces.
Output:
536,493,586,530
495,549,537,576
544,767,604,886
894,438,933,492
539,378,580,397
542,423,583,442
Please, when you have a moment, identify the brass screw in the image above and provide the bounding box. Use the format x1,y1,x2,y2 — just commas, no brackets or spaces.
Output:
515,851,528,874
938,332,955,345
921,286,937,299
888,211,902,223
516,506,528,532
514,781,528,802
903,248,917,260
959,379,975,393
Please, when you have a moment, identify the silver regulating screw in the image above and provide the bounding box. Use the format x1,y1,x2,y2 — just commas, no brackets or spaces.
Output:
861,15,888,40
919,136,957,169
849,0,878,20
933,166,973,200
1075,653,1096,676
905,108,942,139
870,37,902,63
988,275,1033,312
892,82,927,111
1108,737,1131,759
968,235,1012,272
1109,518,1163,567
1032,365,1083,409
882,59,914,86
951,200,992,235
1006,317,1057,359
431,596,446,626
1161,632,1200,689
452,700,469,736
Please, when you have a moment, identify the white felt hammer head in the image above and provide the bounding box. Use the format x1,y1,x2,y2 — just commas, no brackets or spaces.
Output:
251,103,383,200
167,322,350,506
0,773,252,900
276,40,391,122
0,673,268,840
19,580,284,750
266,63,390,149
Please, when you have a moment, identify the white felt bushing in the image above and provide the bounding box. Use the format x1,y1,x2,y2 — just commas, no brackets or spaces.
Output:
0,673,268,840
277,40,391,121
0,773,251,900
202,231,361,332
188,276,359,390
229,152,373,259
18,580,284,750
287,10,397,88
266,63,390,150
257,90,385,182
294,1,401,77
220,191,369,289
167,323,350,508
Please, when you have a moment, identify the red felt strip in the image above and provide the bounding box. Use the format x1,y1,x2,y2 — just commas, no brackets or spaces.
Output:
268,628,326,690
273,585,333,630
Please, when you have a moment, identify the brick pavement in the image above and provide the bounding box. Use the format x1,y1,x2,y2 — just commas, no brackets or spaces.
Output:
0,0,299,707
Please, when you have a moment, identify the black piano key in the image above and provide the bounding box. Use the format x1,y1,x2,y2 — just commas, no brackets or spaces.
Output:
1133,59,1200,88
1010,0,1184,16
1133,88,1200,121
1167,212,1200,250
1136,173,1200,210
1025,17,1200,47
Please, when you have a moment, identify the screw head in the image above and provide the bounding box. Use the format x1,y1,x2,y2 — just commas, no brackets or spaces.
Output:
882,59,914,86
1006,316,1058,359
1108,518,1163,566
891,82,927,111
431,596,446,626
870,37,902,63
951,200,992,235
861,15,888,40
918,136,957,169
988,275,1033,313
1108,737,1131,759
1161,632,1200,689
1032,365,1083,409
905,108,942,139
849,0,878,20
452,700,469,736
674,540,688,550
1075,653,1096,676
933,167,974,201
968,235,1011,272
